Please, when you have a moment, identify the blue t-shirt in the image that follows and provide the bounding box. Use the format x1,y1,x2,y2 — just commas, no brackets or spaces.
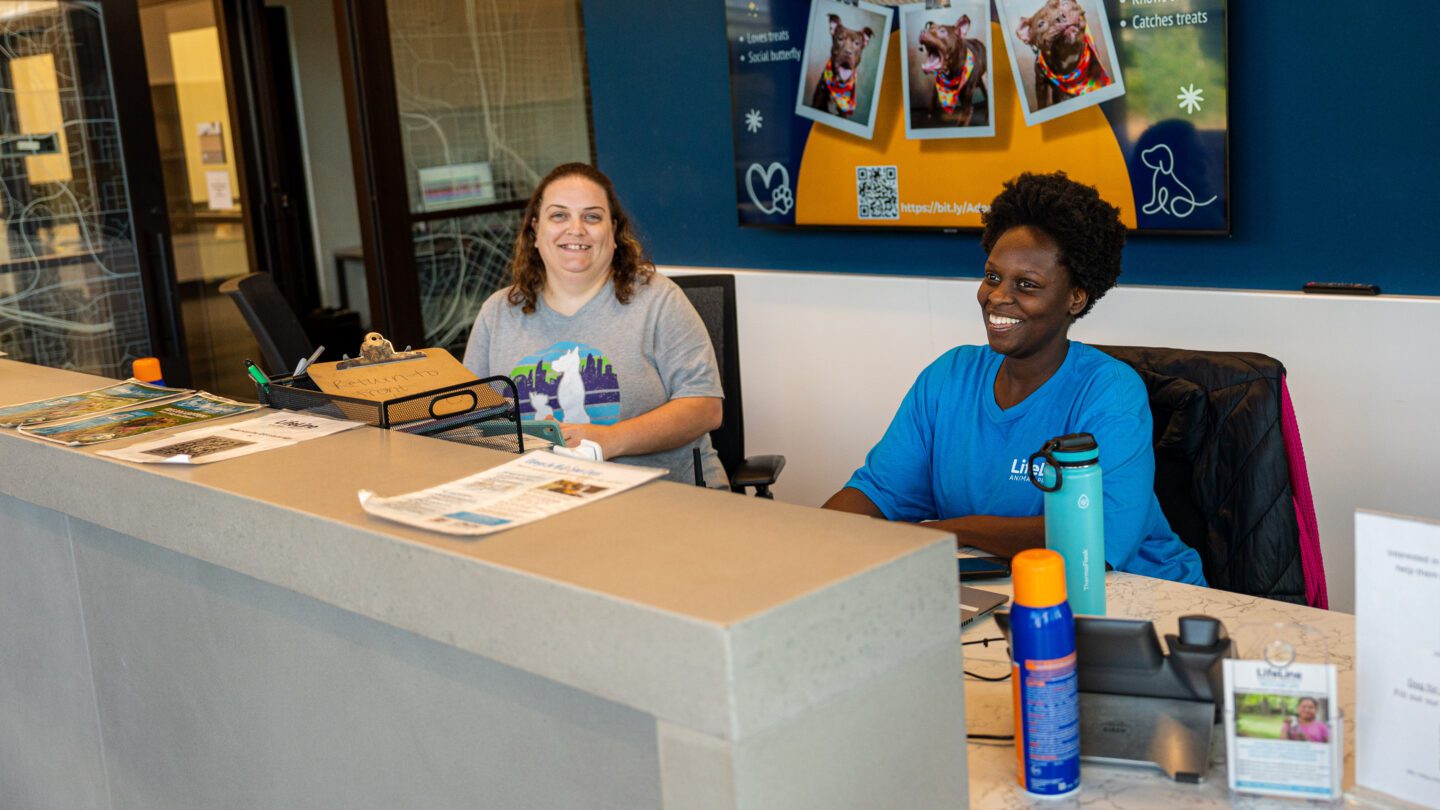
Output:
846,342,1205,585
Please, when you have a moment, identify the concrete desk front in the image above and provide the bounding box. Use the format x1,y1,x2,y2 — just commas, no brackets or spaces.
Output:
0,359,968,809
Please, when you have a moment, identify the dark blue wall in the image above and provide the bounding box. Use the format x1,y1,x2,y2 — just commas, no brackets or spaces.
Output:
583,1,1438,295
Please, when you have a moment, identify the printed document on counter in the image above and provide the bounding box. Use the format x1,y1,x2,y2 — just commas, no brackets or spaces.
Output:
98,411,363,464
359,451,664,536
0,379,188,427
18,393,257,446
1355,510,1440,808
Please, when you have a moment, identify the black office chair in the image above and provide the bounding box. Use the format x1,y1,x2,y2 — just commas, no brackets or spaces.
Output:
219,272,315,377
670,274,785,498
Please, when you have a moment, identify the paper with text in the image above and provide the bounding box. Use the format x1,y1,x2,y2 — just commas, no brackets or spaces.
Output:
358,452,665,537
1356,510,1440,807
98,411,363,465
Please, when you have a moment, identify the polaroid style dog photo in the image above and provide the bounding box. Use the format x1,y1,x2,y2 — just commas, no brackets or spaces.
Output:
794,0,893,139
900,0,994,139
997,0,1125,127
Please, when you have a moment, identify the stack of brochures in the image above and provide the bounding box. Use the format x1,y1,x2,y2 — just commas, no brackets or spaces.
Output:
0,380,258,447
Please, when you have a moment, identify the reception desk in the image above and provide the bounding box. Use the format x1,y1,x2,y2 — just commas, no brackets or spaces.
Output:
0,360,968,809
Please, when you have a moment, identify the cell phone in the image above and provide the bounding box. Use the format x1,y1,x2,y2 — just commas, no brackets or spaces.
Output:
476,419,563,444
957,556,1010,580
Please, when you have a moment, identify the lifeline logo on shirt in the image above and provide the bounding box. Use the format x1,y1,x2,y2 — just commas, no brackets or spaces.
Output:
509,341,620,424
1008,457,1046,483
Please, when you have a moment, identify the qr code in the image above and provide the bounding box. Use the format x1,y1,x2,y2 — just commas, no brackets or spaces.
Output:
856,166,899,220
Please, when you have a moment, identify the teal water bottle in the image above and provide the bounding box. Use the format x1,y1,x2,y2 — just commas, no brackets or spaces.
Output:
1028,433,1105,615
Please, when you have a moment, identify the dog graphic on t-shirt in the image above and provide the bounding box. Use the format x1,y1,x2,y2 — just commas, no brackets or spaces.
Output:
551,347,591,423
528,392,555,420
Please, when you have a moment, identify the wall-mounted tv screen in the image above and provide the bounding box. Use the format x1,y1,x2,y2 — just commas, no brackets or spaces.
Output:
726,0,1229,233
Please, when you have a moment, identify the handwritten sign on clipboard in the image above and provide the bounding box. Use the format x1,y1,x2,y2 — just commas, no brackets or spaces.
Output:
304,348,479,403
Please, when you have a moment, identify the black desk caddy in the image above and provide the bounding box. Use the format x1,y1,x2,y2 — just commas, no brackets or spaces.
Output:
252,373,528,452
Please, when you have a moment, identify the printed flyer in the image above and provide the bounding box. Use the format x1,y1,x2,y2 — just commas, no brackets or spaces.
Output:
98,411,363,465
0,380,189,428
1223,659,1342,799
19,393,259,446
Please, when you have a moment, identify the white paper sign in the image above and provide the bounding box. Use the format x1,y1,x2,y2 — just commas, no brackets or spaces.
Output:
1356,510,1440,807
205,170,233,210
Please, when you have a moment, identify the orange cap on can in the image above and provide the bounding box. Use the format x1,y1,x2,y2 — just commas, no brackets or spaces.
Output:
1011,548,1068,608
132,357,162,383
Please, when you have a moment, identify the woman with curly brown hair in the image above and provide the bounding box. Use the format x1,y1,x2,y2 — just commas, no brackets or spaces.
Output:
823,171,1203,584
462,163,726,486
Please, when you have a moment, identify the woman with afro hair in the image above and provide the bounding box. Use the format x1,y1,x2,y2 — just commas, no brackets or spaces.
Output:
824,172,1204,585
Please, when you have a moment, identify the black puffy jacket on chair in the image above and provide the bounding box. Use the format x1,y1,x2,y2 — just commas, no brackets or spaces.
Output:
1096,346,1306,603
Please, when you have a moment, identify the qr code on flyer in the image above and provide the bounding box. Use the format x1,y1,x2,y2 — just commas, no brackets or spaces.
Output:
856,166,899,220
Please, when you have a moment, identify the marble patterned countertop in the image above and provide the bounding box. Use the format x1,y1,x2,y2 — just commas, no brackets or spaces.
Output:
961,572,1355,808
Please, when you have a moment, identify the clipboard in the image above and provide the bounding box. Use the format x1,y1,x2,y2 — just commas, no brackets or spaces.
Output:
304,348,478,404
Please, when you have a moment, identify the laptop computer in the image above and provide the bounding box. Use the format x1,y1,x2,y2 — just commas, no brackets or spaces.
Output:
960,586,1009,627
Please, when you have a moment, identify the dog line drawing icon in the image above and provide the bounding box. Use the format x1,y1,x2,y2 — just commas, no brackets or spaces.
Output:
745,162,794,215
1140,144,1216,219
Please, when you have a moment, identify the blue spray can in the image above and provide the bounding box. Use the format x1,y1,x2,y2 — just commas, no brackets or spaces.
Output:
1010,548,1081,797
1028,432,1106,615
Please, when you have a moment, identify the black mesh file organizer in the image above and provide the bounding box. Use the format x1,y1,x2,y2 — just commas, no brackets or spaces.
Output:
253,374,527,453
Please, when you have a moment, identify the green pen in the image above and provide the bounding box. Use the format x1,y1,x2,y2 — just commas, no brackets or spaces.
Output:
244,359,271,390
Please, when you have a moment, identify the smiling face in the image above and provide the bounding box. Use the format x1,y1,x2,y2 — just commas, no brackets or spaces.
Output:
532,175,616,288
1296,698,1318,723
976,225,1086,360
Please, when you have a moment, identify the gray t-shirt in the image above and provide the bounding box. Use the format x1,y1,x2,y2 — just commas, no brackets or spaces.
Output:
462,274,727,487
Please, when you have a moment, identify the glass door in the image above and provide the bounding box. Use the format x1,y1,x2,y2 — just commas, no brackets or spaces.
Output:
0,1,186,381
136,0,261,398
336,0,592,356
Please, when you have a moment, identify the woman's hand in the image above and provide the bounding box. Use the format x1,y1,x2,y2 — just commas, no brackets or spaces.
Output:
557,421,615,457
553,397,721,461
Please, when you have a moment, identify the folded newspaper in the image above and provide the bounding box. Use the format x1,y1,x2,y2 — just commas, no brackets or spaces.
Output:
358,451,664,536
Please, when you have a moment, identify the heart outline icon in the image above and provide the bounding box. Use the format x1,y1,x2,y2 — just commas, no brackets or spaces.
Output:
745,162,792,216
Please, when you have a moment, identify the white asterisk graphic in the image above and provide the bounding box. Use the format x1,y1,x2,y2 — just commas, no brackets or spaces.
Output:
1177,84,1204,114
744,108,764,133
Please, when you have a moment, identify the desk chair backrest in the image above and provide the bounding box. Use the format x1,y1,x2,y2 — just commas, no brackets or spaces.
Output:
219,272,314,376
670,274,786,497
1096,346,1325,607
670,274,744,476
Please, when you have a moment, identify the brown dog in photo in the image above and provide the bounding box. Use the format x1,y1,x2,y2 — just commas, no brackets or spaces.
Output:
918,15,987,126
811,13,873,118
1017,0,1112,109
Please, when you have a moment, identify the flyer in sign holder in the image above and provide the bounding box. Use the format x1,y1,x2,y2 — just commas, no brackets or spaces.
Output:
1223,647,1343,800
